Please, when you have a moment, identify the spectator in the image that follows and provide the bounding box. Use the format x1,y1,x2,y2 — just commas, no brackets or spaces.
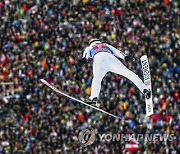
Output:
0,0,179,153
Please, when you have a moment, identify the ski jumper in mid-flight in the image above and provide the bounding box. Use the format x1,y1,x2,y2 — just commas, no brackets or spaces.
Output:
78,38,151,106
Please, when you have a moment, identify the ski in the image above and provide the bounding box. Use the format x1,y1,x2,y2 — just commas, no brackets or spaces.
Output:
140,55,154,117
40,79,121,119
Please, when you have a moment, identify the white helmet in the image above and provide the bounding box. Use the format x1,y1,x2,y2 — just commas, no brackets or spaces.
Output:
89,38,101,46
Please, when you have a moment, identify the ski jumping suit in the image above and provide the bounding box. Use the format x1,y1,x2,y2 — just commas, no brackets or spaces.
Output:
82,43,147,100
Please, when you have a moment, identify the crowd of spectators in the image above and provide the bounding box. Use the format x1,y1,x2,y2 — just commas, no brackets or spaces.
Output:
0,0,179,153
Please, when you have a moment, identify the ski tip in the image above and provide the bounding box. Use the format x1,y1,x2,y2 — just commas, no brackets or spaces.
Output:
140,55,148,60
40,79,46,83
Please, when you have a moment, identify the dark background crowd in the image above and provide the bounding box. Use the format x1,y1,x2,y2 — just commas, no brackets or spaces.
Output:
0,0,179,153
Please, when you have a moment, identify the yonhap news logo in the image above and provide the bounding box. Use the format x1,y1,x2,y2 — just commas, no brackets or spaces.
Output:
78,128,175,147
78,128,96,147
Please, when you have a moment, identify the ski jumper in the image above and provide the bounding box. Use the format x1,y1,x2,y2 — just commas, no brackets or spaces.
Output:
82,43,147,100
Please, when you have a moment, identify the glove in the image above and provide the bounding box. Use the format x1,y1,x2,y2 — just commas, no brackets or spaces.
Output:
124,55,135,62
77,58,87,66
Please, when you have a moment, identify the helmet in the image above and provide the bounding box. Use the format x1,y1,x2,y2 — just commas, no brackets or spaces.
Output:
89,38,101,46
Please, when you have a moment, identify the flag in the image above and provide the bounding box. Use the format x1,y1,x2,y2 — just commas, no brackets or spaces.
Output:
125,136,140,152
125,144,140,152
